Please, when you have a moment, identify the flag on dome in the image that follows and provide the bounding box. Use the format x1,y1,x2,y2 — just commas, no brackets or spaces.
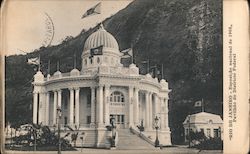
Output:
81,2,101,19
90,45,103,57
121,48,133,58
27,57,40,65
194,100,202,107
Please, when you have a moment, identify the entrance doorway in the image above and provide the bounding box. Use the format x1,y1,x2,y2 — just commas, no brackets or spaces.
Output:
110,114,125,129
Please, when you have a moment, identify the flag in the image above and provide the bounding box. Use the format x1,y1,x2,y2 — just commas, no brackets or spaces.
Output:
81,2,101,19
90,45,103,57
194,100,202,107
27,57,40,65
150,65,161,78
121,48,133,58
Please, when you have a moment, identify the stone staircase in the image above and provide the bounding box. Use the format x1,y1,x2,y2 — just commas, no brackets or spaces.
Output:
116,129,155,150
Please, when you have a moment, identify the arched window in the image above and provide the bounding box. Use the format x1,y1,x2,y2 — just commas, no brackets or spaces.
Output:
208,119,213,124
110,91,124,102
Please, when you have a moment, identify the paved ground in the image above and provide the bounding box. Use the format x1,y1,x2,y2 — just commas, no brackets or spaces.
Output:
4,147,223,154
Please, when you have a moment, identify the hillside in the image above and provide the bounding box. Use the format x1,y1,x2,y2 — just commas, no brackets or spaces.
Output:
5,0,222,143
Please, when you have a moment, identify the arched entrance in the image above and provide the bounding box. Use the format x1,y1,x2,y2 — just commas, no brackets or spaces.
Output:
109,91,126,129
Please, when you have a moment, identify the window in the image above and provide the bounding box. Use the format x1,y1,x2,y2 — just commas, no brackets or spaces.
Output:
85,59,87,65
87,116,91,124
64,117,67,125
110,91,124,102
87,94,91,107
90,58,93,64
214,129,219,138
208,119,213,124
207,128,211,137
110,114,124,124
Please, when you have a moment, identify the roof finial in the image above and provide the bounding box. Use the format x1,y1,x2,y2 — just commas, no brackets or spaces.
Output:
99,23,105,31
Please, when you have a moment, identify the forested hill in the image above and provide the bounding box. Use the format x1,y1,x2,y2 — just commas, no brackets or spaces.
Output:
5,0,222,143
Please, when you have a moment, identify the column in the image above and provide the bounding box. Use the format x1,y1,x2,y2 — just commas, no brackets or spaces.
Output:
38,92,46,124
145,92,150,129
75,88,80,126
33,92,38,124
69,88,74,125
90,87,96,127
154,94,159,117
160,97,164,130
134,87,139,125
53,91,57,124
46,92,50,125
128,86,134,127
97,85,104,127
149,92,152,129
57,90,62,108
104,85,110,125
165,98,169,128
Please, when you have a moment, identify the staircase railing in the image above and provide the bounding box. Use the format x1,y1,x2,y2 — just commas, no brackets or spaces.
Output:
130,127,155,146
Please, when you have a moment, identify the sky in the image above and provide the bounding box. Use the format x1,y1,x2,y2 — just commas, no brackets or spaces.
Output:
2,0,132,56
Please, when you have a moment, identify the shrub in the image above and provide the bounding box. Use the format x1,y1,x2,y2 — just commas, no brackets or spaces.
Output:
195,137,223,150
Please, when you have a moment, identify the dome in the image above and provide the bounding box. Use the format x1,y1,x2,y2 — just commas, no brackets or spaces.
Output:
34,71,44,82
70,68,80,76
83,24,119,51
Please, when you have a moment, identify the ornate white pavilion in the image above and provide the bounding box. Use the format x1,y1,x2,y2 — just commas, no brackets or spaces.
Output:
32,25,171,148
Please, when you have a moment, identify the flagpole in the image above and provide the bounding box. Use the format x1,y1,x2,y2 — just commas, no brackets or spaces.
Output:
147,59,150,74
57,61,59,71
202,98,204,112
38,54,41,71
161,64,164,79
74,53,76,69
48,60,50,75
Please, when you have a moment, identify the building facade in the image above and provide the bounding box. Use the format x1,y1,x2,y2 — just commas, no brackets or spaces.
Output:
183,112,223,142
32,25,171,147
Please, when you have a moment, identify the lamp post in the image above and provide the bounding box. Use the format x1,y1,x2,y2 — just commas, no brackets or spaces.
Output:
188,115,191,148
57,107,62,154
154,116,160,147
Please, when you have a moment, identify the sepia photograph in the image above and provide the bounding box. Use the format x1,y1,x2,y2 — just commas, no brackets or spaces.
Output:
2,0,226,153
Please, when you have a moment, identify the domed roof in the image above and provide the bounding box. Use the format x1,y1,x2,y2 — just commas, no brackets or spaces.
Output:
183,112,223,124
83,24,119,51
